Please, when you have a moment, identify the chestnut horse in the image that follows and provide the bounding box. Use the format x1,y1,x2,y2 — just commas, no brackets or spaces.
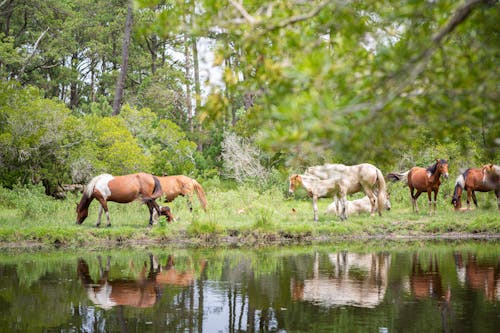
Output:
157,175,208,212
451,167,499,210
388,159,449,215
76,173,164,227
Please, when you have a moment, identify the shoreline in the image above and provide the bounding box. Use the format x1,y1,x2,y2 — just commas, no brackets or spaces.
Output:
2,232,499,251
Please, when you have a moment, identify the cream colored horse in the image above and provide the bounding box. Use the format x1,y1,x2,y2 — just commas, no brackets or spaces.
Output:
289,173,348,221
306,163,388,216
326,194,391,217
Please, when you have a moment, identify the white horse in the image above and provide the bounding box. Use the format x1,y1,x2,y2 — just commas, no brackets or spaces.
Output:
288,173,348,221
326,195,391,217
306,163,388,216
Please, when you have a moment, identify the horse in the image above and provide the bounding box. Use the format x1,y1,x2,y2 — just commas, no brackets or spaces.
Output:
326,194,391,217
482,164,500,188
288,173,348,221
76,173,164,227
157,175,208,212
451,167,499,210
305,163,388,216
388,159,449,215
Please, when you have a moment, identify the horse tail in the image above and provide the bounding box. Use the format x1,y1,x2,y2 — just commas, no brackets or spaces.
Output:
192,179,208,211
151,175,163,199
375,168,387,214
451,174,465,209
387,171,409,183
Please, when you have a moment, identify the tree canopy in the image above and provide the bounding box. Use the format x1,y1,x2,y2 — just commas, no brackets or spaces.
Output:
0,0,498,193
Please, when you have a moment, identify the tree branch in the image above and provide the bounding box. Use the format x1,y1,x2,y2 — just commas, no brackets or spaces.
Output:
338,0,491,117
19,27,49,76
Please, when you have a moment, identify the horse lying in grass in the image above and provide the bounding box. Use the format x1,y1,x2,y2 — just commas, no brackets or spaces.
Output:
157,175,208,212
451,167,499,211
306,163,388,216
289,173,348,221
326,194,391,217
76,173,164,227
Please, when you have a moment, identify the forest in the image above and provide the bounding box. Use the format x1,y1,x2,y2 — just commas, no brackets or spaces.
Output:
0,0,498,197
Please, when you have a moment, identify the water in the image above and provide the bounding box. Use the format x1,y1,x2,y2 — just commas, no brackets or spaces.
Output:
0,240,499,332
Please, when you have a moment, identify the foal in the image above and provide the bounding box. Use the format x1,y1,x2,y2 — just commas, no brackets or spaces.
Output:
288,173,348,221
326,194,391,217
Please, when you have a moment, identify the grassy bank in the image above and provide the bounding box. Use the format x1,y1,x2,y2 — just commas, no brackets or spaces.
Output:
0,180,499,248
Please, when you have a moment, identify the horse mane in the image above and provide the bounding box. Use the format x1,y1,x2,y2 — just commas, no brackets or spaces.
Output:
426,159,447,175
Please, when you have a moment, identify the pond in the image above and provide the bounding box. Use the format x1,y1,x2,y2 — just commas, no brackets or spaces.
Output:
0,240,499,332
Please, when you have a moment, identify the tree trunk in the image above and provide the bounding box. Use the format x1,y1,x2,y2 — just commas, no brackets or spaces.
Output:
112,1,133,116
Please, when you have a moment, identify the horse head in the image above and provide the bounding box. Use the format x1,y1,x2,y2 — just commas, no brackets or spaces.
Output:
159,206,174,223
384,192,391,211
481,164,494,185
76,201,88,224
436,159,449,179
288,174,301,194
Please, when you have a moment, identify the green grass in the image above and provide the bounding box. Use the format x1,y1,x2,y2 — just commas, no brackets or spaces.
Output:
0,181,499,248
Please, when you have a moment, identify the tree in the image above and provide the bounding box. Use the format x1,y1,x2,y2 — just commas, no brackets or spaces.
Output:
112,0,134,115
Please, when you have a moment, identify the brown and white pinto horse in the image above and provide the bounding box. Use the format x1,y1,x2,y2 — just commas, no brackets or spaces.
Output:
76,173,165,227
451,167,499,210
482,164,500,188
158,175,208,212
388,159,449,215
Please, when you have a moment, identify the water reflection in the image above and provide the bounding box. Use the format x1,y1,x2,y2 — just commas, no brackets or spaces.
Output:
291,252,390,308
455,253,500,301
77,255,206,310
1,242,500,332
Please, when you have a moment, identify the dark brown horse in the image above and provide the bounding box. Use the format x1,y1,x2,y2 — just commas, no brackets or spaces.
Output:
158,175,208,212
388,159,449,215
451,167,499,210
76,173,164,227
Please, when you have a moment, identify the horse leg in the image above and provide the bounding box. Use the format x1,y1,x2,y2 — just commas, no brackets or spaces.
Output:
364,188,377,216
433,190,438,215
427,191,433,215
146,200,161,227
339,194,347,221
410,186,416,212
471,191,478,208
495,190,500,210
466,189,472,210
95,196,109,227
186,195,193,212
312,195,319,222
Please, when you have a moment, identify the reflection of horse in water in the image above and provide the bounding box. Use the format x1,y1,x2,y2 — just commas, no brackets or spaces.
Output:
291,252,390,308
410,253,447,300
455,253,500,301
77,255,206,309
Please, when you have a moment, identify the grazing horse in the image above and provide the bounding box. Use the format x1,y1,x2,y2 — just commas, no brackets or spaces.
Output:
288,173,348,221
451,167,499,210
76,173,164,227
388,159,449,215
326,194,391,217
306,163,388,216
158,175,208,212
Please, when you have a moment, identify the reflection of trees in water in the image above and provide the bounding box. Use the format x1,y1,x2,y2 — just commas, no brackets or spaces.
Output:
2,248,500,332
